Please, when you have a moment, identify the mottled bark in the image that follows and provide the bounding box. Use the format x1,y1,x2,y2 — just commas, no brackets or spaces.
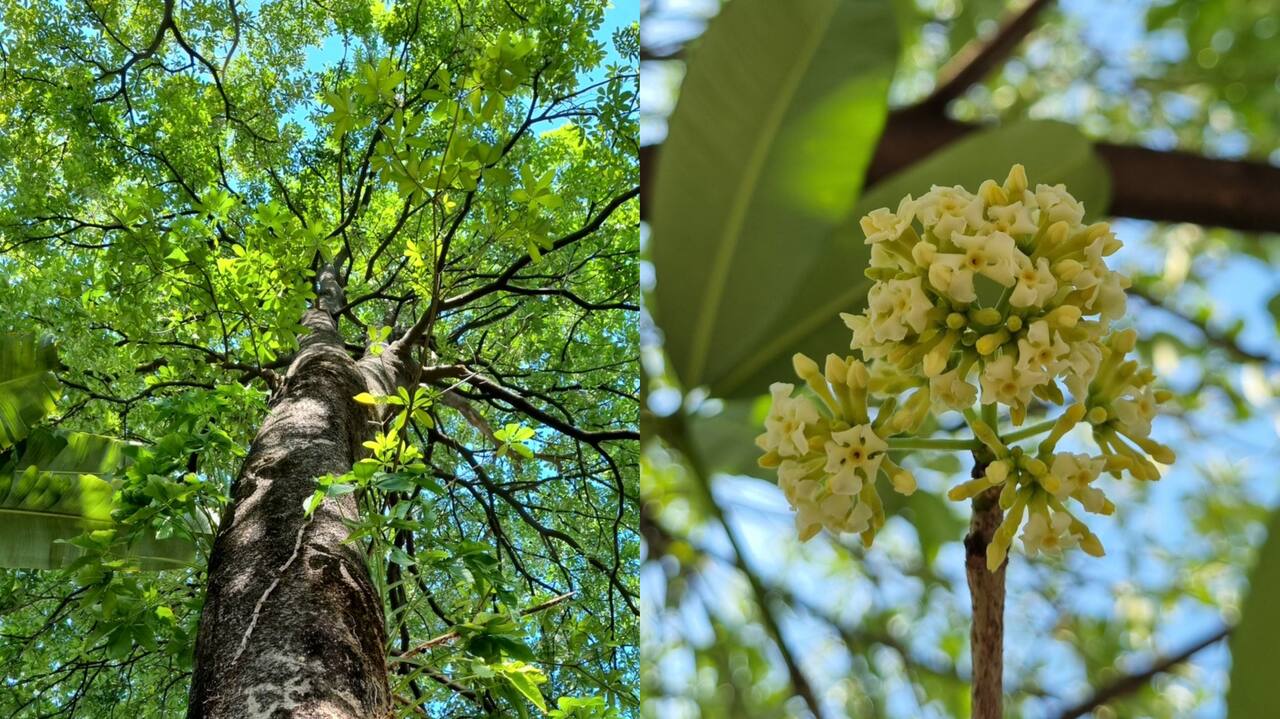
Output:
189,270,411,718
965,455,1006,719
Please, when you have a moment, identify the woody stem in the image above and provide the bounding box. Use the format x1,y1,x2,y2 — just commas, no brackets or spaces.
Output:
966,452,1006,719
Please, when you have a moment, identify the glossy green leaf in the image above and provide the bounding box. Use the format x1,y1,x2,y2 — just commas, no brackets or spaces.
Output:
709,119,1112,397
0,429,193,569
0,334,60,449
1228,506,1280,719
652,0,898,392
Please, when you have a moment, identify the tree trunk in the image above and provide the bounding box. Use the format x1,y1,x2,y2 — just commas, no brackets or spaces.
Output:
189,273,410,718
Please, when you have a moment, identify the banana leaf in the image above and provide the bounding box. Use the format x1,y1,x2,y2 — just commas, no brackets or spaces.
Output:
0,429,199,570
0,334,60,449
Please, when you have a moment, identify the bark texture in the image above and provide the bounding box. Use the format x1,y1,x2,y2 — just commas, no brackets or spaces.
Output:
965,456,1006,719
189,271,410,718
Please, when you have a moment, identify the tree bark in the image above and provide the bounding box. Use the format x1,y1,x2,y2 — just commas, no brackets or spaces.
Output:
965,456,1006,719
188,270,410,718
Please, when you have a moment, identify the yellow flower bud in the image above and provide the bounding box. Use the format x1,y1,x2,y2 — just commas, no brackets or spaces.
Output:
987,539,1008,571
946,312,967,330
1114,328,1138,353
1079,533,1105,557
1020,456,1047,477
1047,304,1081,328
846,360,869,389
1052,258,1083,281
1005,315,1023,333
1004,163,1028,196
824,354,848,385
792,352,820,380
1087,406,1108,425
948,477,991,501
976,330,1009,356
971,307,1003,327
1045,220,1070,246
985,459,1010,485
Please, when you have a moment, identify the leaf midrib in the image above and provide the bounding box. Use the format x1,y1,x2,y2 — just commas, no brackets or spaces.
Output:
684,0,841,388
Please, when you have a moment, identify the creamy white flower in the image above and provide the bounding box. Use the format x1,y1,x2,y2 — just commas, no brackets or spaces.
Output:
930,370,978,412
758,383,820,457
1063,342,1102,399
778,457,824,505
927,253,978,303
795,501,824,541
980,355,1044,407
1035,183,1086,225
867,277,933,341
860,195,916,245
839,312,874,348
1114,386,1159,437
869,242,906,271
917,185,984,240
1021,511,1076,557
987,201,1039,237
824,425,886,494
1050,453,1104,495
1009,256,1058,308
1088,271,1128,320
838,500,874,534
1017,320,1069,373
953,231,1019,286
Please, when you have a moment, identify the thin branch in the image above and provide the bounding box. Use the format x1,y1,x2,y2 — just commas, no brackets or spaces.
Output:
1126,285,1278,365
656,415,827,719
920,0,1056,110
391,592,576,663
1054,625,1231,719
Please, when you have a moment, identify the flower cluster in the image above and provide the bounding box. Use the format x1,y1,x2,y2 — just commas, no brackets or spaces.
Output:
756,355,919,545
758,165,1175,569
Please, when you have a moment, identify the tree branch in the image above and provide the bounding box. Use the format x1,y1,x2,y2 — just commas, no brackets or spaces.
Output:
1054,625,1231,719
920,0,1056,110
1127,286,1279,365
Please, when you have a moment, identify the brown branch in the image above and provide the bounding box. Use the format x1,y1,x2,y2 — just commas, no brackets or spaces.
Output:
641,111,1280,232
965,456,1005,719
920,0,1056,110
426,363,639,443
1054,625,1231,719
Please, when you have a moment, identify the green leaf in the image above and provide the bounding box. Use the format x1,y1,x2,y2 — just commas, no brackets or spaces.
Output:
0,429,194,570
303,490,325,517
388,546,415,566
501,661,549,713
0,334,61,449
688,397,771,478
375,473,415,493
1228,506,1280,718
706,119,1112,397
652,0,898,392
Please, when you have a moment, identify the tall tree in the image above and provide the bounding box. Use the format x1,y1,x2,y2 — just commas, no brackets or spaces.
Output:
0,0,639,716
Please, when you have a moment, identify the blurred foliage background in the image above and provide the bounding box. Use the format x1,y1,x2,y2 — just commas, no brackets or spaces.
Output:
639,0,1280,717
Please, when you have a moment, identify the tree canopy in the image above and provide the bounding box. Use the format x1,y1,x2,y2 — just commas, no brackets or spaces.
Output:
0,0,639,716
